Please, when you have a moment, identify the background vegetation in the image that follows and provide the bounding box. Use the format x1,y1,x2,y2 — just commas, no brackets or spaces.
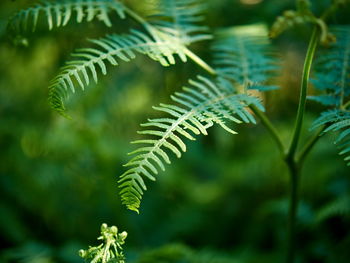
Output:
0,0,349,262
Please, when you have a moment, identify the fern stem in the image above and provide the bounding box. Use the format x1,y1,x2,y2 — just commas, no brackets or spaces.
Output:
285,27,319,263
296,126,324,165
250,105,285,154
286,161,300,263
286,28,319,161
184,48,217,75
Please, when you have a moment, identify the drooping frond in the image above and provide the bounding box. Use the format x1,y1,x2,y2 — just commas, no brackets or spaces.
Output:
118,75,264,212
312,109,350,166
149,0,211,44
48,29,188,115
212,25,279,91
7,0,126,33
309,26,350,107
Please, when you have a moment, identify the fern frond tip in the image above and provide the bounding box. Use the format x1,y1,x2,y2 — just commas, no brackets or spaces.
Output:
7,0,126,34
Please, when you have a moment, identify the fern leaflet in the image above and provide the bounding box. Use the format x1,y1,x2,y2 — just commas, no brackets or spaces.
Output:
118,76,264,212
7,0,126,33
48,29,189,115
312,110,350,165
212,25,279,92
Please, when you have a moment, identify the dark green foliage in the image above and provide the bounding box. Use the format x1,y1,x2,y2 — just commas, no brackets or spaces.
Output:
136,243,234,263
317,195,350,222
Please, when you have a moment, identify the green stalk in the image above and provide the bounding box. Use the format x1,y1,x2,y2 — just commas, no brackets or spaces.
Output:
286,28,319,161
296,126,325,165
250,105,285,155
285,27,320,263
285,161,300,263
184,48,217,75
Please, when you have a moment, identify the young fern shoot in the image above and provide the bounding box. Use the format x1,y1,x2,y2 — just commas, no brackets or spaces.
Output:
79,223,128,263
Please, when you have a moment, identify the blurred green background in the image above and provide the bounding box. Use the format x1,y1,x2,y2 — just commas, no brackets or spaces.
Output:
0,0,349,262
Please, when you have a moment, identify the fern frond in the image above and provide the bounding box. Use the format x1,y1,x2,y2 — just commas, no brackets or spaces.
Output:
118,75,264,212
212,25,279,92
48,29,188,115
7,0,126,33
310,26,350,107
149,0,211,45
312,109,350,165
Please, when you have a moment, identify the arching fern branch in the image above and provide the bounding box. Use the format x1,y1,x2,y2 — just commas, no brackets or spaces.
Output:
212,25,279,92
7,0,126,33
118,75,264,212
310,26,350,165
48,29,189,116
10,0,214,116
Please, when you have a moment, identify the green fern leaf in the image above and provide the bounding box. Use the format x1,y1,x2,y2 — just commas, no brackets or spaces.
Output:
312,109,350,165
149,0,212,45
310,26,350,107
212,25,279,92
7,0,126,33
118,75,264,212
48,29,188,115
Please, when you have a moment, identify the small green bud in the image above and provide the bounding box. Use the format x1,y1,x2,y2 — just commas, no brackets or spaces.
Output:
120,231,128,240
101,223,108,231
110,226,118,234
78,249,86,258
